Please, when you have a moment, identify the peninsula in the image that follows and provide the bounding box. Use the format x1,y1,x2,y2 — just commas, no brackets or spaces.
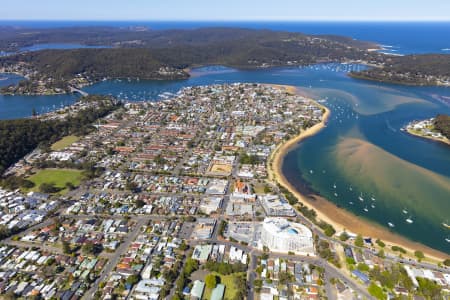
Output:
404,114,450,146
0,83,449,300
0,27,383,95
350,54,450,86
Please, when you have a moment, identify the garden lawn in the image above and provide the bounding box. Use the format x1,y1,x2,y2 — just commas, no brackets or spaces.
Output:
202,272,244,300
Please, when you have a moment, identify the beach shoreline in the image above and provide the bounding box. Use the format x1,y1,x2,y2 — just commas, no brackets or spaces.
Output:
267,84,449,261
406,128,450,147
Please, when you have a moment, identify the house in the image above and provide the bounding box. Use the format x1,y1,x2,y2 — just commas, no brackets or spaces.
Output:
191,280,205,300
211,284,225,300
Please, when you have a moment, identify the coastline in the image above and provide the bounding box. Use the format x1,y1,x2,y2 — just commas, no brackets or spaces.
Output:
406,128,450,147
268,85,449,261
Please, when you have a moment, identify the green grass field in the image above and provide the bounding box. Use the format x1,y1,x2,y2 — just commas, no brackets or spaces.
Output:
26,168,83,194
202,272,244,300
50,135,79,151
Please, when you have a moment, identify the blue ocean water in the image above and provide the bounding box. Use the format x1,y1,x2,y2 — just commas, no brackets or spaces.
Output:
20,43,111,52
0,22,450,253
1,20,449,54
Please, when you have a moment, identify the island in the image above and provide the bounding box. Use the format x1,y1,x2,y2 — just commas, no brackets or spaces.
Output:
404,114,450,146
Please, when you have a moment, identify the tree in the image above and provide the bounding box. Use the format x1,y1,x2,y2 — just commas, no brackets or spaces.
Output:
126,274,141,286
62,240,71,254
134,199,145,208
444,259,450,266
39,182,62,193
368,283,385,300
323,224,336,237
65,182,76,190
205,274,217,289
414,250,425,261
375,239,385,248
417,277,442,298
125,180,139,193
184,258,198,275
82,243,95,254
339,231,350,241
377,249,385,258
354,234,364,247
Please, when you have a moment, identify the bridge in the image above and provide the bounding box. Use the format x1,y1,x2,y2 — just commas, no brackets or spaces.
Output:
69,86,89,97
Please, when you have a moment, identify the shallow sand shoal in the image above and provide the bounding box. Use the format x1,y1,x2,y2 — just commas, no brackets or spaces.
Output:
268,84,449,261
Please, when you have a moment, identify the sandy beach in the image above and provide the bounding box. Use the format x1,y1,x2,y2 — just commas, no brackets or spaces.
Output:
406,128,450,147
268,84,449,261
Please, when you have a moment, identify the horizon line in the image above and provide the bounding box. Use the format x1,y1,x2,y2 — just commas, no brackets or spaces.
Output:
1,19,450,23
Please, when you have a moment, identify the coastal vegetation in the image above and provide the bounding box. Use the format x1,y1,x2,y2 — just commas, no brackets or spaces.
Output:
0,27,384,95
350,54,450,86
0,95,121,175
433,114,450,139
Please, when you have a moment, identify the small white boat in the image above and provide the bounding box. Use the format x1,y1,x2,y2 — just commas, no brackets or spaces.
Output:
388,222,395,228
402,209,408,214
333,183,337,189
406,217,413,224
358,193,364,201
349,186,353,191
445,238,450,243
371,196,376,201
371,204,375,209
309,169,313,174
349,201,354,205
334,193,338,197
363,207,369,212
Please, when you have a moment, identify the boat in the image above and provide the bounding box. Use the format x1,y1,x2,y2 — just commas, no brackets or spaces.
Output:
388,222,395,228
349,186,353,191
363,207,368,212
334,193,338,197
371,204,375,209
349,201,354,205
446,238,450,243
406,217,413,224
358,193,364,201
402,209,408,214
333,183,337,189
442,221,450,229
309,169,313,174
370,196,376,201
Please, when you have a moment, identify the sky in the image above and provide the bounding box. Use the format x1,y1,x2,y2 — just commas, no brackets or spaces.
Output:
1,0,450,21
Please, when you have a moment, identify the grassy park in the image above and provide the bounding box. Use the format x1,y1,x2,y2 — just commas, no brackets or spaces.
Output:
50,135,79,151
26,168,84,194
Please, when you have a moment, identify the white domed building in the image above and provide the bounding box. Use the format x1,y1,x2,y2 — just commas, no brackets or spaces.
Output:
260,217,314,255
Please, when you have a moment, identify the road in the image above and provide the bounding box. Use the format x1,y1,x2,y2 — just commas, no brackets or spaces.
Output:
82,217,147,300
190,237,374,299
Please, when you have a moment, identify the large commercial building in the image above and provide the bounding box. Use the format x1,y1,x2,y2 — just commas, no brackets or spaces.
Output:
260,217,314,255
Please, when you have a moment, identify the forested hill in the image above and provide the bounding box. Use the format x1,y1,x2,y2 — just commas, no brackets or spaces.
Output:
349,54,450,86
434,114,450,139
0,26,378,52
0,96,121,175
0,27,385,95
